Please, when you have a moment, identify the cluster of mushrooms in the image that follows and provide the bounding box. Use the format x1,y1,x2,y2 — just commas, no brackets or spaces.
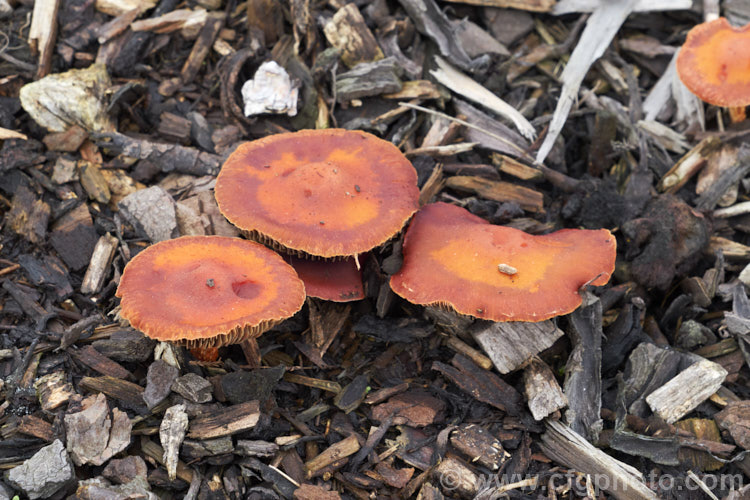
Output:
115,128,617,360
116,14,750,356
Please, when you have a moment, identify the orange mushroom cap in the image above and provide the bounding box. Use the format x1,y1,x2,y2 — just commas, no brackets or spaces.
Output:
390,203,616,322
116,236,306,348
676,18,750,107
287,254,364,302
214,129,420,258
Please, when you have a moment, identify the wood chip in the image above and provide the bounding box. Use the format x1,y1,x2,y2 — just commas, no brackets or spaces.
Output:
472,320,562,374
431,56,535,141
305,434,360,478
446,176,544,213
646,359,728,424
541,420,658,500
187,400,261,439
323,3,383,68
160,404,189,480
523,357,568,421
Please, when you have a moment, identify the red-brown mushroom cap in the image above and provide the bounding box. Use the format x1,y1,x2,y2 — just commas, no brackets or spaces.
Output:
116,236,306,348
214,129,420,258
676,18,750,107
390,203,616,322
287,254,364,302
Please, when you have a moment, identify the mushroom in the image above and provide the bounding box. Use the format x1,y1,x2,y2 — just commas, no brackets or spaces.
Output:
676,17,750,123
214,129,420,259
116,236,306,353
285,254,364,302
215,128,419,303
390,203,616,322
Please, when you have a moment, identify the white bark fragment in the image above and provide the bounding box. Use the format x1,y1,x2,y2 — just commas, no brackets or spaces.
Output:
241,61,298,117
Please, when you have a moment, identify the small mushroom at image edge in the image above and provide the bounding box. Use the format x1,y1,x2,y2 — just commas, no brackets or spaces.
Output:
389,202,616,322
676,17,750,123
214,128,420,302
115,236,306,356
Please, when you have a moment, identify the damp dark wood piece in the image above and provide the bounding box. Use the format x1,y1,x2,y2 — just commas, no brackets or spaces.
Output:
617,343,683,418
48,202,98,271
335,57,403,102
564,294,604,442
424,307,474,338
608,418,682,467
294,483,342,500
78,162,110,204
305,434,360,479
187,400,261,439
102,0,179,75
71,345,133,379
158,112,192,143
6,185,50,245
92,132,221,176
241,457,298,497
333,374,369,414
601,304,649,376
2,280,50,327
17,415,55,442
143,360,178,409
397,0,479,72
0,139,45,172
621,194,710,291
541,420,658,500
471,320,563,374
235,439,277,457
449,424,509,471
43,125,87,152
80,375,148,414
371,390,445,427
306,300,351,351
59,315,104,351
172,372,213,403
714,401,750,449
91,329,156,363
445,176,544,213
179,14,224,86
432,454,479,498
353,315,435,343
432,353,525,419
182,436,234,460
18,254,73,302
220,366,284,404
364,382,410,405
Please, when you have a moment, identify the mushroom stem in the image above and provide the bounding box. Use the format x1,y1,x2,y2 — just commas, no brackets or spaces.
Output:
190,346,219,362
729,106,747,124
241,338,262,368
